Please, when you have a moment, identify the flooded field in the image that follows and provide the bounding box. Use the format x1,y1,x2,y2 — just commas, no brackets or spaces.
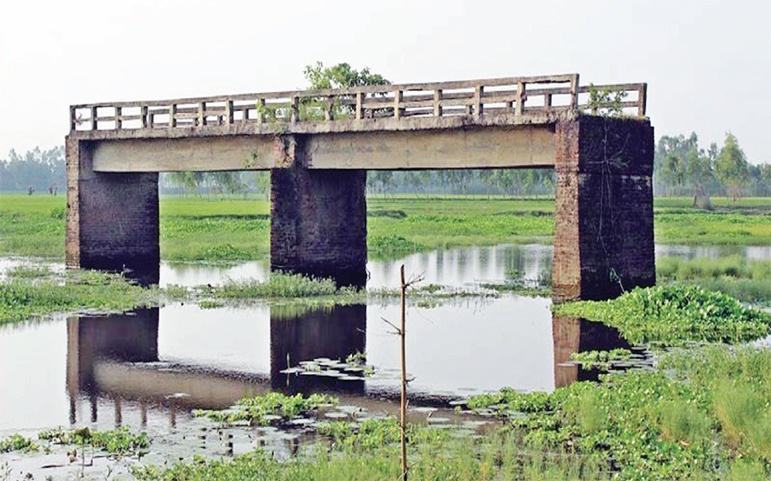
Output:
1,243,769,479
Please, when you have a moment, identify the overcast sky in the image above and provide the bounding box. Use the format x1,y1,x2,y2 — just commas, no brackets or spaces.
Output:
1,0,769,163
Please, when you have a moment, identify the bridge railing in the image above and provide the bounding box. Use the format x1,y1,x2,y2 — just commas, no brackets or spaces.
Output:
70,74,647,133
577,83,647,118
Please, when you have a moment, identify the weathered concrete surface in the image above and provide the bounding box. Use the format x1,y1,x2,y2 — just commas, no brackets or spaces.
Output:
92,135,287,172
306,126,555,169
66,136,160,283
553,115,655,301
68,112,655,300
88,125,555,172
271,136,367,287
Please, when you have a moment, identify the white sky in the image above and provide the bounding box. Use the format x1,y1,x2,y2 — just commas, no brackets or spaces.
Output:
1,0,769,162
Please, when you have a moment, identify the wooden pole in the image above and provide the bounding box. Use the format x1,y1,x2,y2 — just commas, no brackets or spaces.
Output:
400,264,408,481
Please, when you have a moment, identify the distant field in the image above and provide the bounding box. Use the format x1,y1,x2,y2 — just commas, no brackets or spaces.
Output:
1,194,770,261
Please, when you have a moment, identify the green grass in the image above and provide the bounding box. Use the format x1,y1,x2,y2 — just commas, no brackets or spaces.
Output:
657,256,771,305
131,419,611,481
4,194,770,262
0,270,157,324
554,285,771,346
213,272,346,298
0,195,66,257
657,255,771,281
466,346,771,480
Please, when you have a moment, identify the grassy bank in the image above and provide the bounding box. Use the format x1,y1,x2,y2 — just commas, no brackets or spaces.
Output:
657,256,771,305
466,346,771,481
2,195,770,261
0,266,158,324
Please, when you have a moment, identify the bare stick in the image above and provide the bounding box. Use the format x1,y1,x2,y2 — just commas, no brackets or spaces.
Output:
400,264,408,481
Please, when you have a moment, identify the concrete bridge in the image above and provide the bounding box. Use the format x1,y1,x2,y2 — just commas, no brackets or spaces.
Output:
66,73,654,300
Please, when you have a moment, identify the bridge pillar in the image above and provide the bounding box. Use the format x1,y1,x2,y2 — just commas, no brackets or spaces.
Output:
66,137,160,284
553,115,655,301
270,136,367,287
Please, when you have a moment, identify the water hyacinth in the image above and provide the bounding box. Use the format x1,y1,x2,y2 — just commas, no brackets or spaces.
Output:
194,392,337,426
554,285,771,345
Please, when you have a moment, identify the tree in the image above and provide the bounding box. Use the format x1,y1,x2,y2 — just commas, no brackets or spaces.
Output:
304,62,389,91
302,62,391,119
684,149,713,209
714,133,749,201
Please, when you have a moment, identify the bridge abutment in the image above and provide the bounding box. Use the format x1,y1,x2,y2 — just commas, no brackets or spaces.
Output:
270,136,367,287
66,138,160,284
553,115,655,301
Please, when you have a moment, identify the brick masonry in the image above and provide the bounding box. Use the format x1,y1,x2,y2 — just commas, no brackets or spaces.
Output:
66,137,160,284
270,135,367,287
553,115,655,301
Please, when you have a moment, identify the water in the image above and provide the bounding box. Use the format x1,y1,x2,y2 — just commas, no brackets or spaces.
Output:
0,243,762,474
2,243,768,288
158,243,770,288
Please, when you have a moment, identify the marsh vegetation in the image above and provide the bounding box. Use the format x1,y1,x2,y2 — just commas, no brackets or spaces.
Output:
1,194,771,479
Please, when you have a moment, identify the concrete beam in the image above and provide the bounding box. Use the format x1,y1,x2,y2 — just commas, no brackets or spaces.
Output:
91,136,285,172
306,125,555,170
86,125,554,173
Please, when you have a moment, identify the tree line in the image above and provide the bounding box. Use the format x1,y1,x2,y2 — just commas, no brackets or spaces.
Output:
654,132,771,208
1,132,768,202
3,130,768,202
0,146,65,194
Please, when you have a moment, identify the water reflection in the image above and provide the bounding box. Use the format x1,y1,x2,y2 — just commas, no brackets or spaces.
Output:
156,244,771,288
271,304,366,394
44,296,561,431
551,315,634,388
63,305,370,427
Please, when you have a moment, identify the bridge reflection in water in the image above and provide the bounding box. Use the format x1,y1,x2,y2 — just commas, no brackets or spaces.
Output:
66,305,636,428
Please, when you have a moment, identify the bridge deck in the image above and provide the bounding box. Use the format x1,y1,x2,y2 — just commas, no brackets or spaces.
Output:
69,74,646,141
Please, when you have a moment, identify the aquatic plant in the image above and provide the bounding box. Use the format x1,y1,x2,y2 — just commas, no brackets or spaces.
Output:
569,348,633,370
131,423,611,481
0,270,157,324
554,284,771,345
193,392,337,426
38,426,150,457
0,434,37,453
213,272,345,298
468,346,771,480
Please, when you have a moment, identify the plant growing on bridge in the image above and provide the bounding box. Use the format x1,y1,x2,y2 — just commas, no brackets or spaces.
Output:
302,62,391,120
587,84,628,117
